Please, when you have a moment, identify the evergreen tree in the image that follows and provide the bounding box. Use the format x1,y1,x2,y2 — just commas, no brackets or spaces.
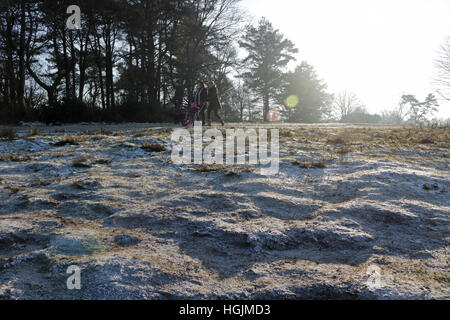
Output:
239,18,298,122
282,62,333,122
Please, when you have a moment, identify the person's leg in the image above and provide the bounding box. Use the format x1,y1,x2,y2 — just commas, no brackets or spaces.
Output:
214,108,224,126
200,104,206,126
207,104,213,126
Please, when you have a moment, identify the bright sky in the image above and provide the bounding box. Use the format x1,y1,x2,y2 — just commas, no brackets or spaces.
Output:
241,0,450,118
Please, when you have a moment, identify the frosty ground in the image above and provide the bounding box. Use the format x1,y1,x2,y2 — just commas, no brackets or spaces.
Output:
0,123,448,299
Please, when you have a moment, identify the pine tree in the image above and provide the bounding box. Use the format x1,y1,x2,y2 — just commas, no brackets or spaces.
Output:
239,18,298,122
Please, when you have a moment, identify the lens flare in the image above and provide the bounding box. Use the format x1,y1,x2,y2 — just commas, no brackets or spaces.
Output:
285,95,299,108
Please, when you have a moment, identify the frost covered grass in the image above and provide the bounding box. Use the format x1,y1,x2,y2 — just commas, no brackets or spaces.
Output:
0,123,448,300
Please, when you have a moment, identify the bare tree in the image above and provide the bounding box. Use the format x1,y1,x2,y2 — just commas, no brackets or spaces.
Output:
401,94,439,125
380,97,410,124
435,36,450,101
333,91,364,121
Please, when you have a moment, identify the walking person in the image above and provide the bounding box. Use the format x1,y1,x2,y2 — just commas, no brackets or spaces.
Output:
193,81,208,125
206,81,224,126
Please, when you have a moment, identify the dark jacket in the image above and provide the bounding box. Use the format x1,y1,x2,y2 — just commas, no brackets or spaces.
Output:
207,86,221,110
173,85,184,103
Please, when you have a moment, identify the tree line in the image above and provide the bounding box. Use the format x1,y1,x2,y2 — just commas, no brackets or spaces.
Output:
1,1,447,125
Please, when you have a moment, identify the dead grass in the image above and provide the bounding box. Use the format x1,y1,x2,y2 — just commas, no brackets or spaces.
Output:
72,157,92,168
100,127,113,135
418,137,434,144
141,142,166,152
195,164,253,176
53,136,84,146
30,178,58,187
291,159,327,169
133,130,150,137
0,154,32,162
92,158,111,165
336,144,354,155
4,185,23,193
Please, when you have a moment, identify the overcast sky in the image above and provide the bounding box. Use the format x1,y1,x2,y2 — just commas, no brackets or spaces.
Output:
240,0,450,118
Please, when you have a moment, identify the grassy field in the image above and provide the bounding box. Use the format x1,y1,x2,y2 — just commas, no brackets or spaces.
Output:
0,123,448,299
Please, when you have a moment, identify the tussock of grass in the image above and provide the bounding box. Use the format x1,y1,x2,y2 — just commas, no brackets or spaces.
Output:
0,154,31,162
92,158,111,165
31,178,57,187
0,127,16,141
72,181,85,189
5,186,22,193
100,127,113,135
72,157,91,168
423,183,439,191
53,136,83,146
280,129,295,138
418,137,434,144
336,145,354,155
133,130,150,137
141,142,166,152
195,164,252,176
291,157,333,169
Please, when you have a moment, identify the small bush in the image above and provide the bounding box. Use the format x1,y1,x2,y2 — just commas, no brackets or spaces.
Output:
0,127,16,141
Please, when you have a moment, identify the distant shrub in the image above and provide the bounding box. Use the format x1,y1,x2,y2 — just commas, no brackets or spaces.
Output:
0,127,16,141
29,127,39,136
